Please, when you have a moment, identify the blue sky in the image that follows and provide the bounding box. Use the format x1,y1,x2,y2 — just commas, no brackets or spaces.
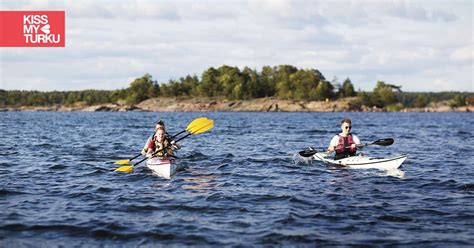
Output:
0,0,472,92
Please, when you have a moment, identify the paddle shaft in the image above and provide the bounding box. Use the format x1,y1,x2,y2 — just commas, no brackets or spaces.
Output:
340,143,380,149
129,119,213,166
114,117,213,172
343,138,394,149
300,138,394,157
128,153,142,161
344,143,364,149
300,143,371,158
171,130,186,139
132,132,193,166
123,129,187,162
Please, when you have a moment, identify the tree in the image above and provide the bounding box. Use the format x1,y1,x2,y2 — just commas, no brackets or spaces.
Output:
260,66,276,97
198,67,220,97
413,94,429,108
217,65,244,99
314,81,334,100
371,81,401,107
290,70,320,100
242,67,261,98
338,78,356,97
275,65,298,99
182,75,199,96
125,73,158,104
449,95,466,108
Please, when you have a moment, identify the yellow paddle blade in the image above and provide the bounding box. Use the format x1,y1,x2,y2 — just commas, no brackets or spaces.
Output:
114,165,134,173
189,119,214,135
187,118,209,133
113,159,131,165
186,117,209,132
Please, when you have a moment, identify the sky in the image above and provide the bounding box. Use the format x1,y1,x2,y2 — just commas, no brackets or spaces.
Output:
0,0,472,92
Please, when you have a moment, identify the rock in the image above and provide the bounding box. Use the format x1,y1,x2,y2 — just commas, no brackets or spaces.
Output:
135,97,364,112
81,104,128,112
3,96,472,112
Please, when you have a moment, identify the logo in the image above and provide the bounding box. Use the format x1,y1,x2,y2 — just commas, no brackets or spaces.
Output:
0,11,65,47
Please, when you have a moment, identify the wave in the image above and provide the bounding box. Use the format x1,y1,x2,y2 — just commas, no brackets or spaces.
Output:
0,223,181,241
259,231,324,244
0,189,26,196
296,129,331,134
377,215,413,222
49,164,67,170
459,183,474,191
185,151,210,161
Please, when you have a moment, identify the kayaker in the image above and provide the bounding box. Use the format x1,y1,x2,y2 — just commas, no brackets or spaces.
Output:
144,127,180,158
327,118,362,160
141,119,171,155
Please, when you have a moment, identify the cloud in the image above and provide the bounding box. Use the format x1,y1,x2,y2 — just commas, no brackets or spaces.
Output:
0,0,472,92
0,0,181,20
249,0,328,30
381,1,457,22
450,45,474,62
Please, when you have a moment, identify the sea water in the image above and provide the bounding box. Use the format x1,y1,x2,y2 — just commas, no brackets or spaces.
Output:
1,112,473,246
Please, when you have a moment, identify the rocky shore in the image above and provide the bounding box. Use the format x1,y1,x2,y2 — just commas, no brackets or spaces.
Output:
1,97,472,112
136,97,363,112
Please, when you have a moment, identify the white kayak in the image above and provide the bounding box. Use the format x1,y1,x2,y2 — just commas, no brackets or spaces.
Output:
312,152,407,170
146,157,184,179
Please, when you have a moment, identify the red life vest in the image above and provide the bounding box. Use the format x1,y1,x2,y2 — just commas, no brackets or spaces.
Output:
335,134,357,155
149,135,173,157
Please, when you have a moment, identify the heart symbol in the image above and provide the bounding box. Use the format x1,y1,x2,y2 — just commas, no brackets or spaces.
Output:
40,24,50,34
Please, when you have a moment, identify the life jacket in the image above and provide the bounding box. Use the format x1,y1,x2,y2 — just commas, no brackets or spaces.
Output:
335,134,357,156
152,136,174,157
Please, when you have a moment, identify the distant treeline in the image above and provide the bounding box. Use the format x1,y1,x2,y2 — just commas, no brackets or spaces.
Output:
0,79,159,107
1,65,472,109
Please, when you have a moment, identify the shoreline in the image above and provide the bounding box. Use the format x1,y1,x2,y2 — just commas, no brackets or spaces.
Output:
1,97,472,112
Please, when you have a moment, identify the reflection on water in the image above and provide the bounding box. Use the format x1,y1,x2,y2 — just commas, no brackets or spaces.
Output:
382,169,405,178
182,175,217,192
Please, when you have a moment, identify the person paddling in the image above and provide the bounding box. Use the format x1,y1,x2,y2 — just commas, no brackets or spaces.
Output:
141,119,171,155
327,118,362,160
144,127,180,159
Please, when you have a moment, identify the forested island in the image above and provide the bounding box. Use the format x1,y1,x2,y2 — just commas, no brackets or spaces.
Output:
1,65,472,112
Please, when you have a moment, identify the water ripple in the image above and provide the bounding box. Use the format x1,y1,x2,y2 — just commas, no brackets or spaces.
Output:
0,112,473,246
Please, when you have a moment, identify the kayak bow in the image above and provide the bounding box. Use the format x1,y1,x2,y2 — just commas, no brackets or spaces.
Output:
145,157,185,179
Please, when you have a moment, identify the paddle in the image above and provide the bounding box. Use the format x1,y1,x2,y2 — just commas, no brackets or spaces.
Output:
113,117,211,165
298,138,395,157
299,147,319,157
364,138,394,147
114,118,214,173
166,117,210,140
113,134,153,165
